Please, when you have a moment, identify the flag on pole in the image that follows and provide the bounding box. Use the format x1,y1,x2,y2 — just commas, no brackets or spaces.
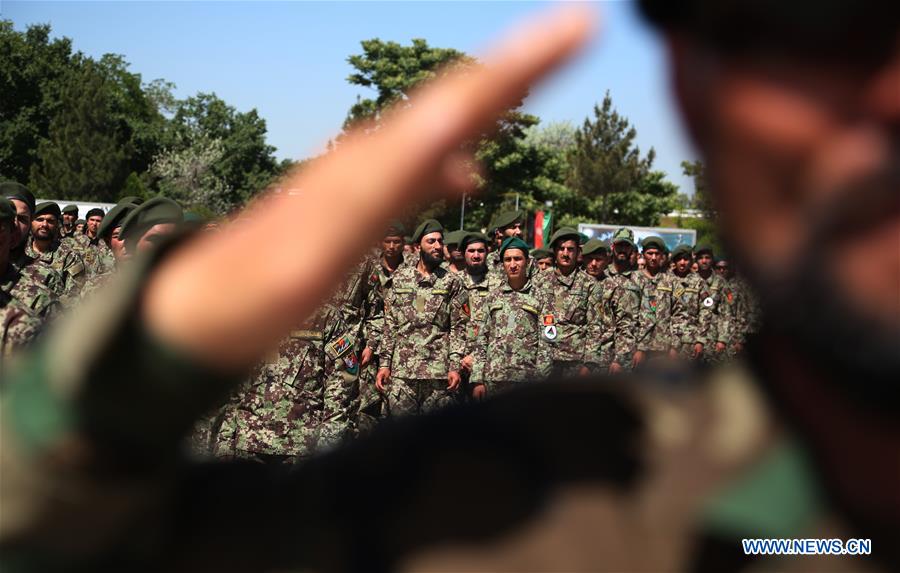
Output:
534,210,552,248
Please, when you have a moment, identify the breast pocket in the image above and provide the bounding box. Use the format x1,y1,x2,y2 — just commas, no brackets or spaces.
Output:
428,289,451,328
563,290,588,324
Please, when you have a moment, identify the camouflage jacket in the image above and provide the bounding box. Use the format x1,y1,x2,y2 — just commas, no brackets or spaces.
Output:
731,276,761,342
668,270,704,350
378,262,469,379
634,270,692,353
214,304,358,459
600,265,642,367
470,277,553,385
26,240,88,306
1,261,61,320
590,271,639,367
460,269,502,345
334,255,379,352
78,236,115,277
363,253,409,356
540,267,599,365
0,295,43,367
697,272,731,346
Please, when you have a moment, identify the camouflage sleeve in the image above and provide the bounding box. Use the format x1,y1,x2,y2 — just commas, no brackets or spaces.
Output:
363,280,384,355
378,285,397,370
469,294,491,385
448,277,469,369
583,284,605,367
0,304,43,362
634,287,652,354
320,314,358,451
697,284,717,347
672,285,699,347
612,284,639,367
536,292,554,379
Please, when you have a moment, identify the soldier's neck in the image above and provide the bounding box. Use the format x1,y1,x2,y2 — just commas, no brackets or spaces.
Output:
508,274,526,291
31,238,52,255
417,258,438,276
698,268,713,279
613,261,629,273
382,254,402,273
556,265,576,277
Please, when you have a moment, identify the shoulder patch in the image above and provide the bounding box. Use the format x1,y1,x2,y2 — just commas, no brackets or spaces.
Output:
326,333,354,360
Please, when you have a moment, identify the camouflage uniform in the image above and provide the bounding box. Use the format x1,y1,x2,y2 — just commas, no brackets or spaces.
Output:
733,274,762,343
697,272,731,362
76,236,115,277
379,262,469,416
600,264,642,369
213,303,359,463
0,295,43,366
470,276,553,393
668,269,705,357
589,270,639,370
1,260,61,320
541,268,600,374
25,240,88,306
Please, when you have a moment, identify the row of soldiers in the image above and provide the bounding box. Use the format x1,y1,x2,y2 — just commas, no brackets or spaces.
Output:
0,182,188,362
201,209,761,465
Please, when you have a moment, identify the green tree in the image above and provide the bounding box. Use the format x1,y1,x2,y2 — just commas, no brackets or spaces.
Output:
29,60,132,201
568,92,677,226
156,93,280,213
0,21,79,183
681,159,715,219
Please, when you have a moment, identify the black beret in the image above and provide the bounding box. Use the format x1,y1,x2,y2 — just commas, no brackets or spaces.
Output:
490,209,524,233
33,202,61,220
582,238,609,256
640,235,667,252
62,204,79,216
548,227,581,247
98,202,137,239
460,232,489,251
694,243,715,257
530,247,552,259
85,208,105,220
444,229,468,247
120,197,184,250
384,220,406,237
671,244,693,259
2,181,35,215
411,219,444,244
0,199,15,224
498,237,530,259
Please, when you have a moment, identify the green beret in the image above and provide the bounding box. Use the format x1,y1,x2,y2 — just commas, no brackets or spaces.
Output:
671,244,693,259
530,247,552,259
2,181,35,214
444,229,468,247
75,219,85,226
640,235,667,252
498,237,530,259
85,208,105,220
460,231,489,251
33,202,61,220
411,219,444,244
611,227,635,248
118,195,144,206
490,209,524,233
98,202,137,239
120,197,184,250
582,238,609,256
385,219,406,237
0,199,15,224
694,243,715,257
62,204,79,216
548,227,581,248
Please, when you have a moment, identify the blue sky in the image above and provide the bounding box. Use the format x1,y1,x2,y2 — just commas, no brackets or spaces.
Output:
5,1,697,194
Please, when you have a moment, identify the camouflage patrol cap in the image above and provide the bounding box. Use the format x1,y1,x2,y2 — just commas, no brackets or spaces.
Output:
98,202,137,239
548,227,581,248
411,219,444,244
490,209,524,233
2,181,35,215
460,231,489,251
120,197,184,250
694,243,715,257
671,244,694,260
498,237,530,259
530,247,553,260
384,219,406,237
582,238,609,256
62,204,79,216
611,227,635,247
444,229,468,247
0,199,15,224
640,235,667,253
33,202,61,220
